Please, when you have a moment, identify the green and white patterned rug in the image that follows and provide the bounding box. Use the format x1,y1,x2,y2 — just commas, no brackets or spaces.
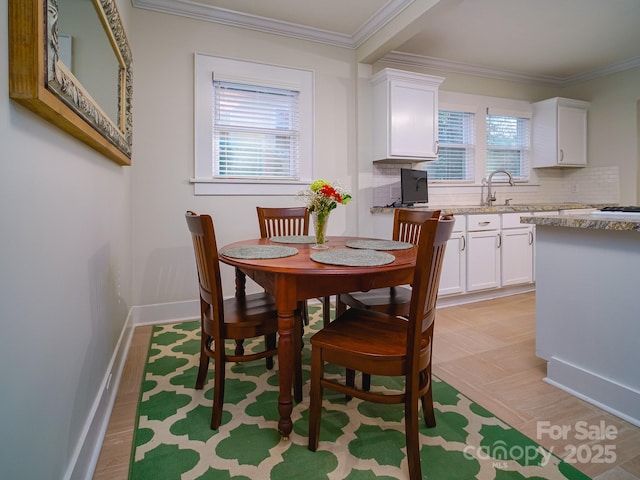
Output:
130,307,590,480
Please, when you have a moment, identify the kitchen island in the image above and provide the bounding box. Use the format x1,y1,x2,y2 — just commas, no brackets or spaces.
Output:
521,212,640,426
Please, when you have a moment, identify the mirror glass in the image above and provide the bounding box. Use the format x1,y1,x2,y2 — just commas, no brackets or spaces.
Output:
47,0,132,162
57,0,121,126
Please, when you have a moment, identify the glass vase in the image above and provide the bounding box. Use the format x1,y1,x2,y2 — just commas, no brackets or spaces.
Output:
312,211,330,249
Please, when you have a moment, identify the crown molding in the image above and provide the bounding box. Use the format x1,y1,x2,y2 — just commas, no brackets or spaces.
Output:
132,0,413,49
562,56,640,86
381,51,640,87
380,52,565,86
351,0,414,48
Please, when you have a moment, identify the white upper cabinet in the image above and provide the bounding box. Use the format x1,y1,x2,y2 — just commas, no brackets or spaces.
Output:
532,97,590,168
371,68,444,162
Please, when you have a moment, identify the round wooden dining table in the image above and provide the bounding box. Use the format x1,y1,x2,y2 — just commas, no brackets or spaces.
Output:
218,235,418,438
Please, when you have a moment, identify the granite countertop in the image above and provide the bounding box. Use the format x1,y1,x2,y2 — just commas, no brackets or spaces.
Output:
371,202,640,232
520,212,640,232
370,203,605,215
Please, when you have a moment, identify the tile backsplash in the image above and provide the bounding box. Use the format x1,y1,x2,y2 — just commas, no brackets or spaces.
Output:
372,163,620,207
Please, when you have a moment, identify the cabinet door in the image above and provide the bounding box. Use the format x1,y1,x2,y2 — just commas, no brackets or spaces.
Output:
532,97,589,168
438,232,466,296
501,227,534,286
557,105,587,166
389,80,438,158
467,230,500,291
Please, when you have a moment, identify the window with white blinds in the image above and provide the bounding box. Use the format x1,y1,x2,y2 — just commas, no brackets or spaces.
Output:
486,114,530,181
425,110,475,180
194,54,313,195
213,81,300,179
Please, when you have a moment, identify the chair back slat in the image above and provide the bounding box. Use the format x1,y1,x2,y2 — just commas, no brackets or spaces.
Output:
256,207,310,238
393,209,440,245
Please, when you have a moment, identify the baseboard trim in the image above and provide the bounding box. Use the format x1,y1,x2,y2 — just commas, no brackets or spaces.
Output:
131,299,200,326
65,309,135,480
69,299,200,478
436,284,535,308
545,357,640,428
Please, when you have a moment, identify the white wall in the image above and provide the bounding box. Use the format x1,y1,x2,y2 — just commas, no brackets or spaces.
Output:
563,67,640,205
0,0,133,478
129,9,359,304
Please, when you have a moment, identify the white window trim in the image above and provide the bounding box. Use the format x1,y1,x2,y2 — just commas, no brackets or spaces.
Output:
438,92,532,186
192,53,314,195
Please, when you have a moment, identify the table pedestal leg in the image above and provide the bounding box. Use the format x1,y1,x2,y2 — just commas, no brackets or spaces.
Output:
277,308,295,438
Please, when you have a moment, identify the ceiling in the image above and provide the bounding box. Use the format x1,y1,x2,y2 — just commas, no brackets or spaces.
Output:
133,0,640,85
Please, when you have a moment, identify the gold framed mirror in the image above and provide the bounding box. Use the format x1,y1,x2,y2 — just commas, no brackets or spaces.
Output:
9,0,133,166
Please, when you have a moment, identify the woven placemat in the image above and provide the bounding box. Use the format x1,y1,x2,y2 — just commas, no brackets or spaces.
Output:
221,245,298,259
310,248,395,266
270,235,316,244
346,239,413,251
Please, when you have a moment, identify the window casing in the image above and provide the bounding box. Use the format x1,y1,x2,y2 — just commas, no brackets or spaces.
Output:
193,54,313,196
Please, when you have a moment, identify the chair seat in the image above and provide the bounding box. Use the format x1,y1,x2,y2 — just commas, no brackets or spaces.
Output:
310,308,430,377
218,292,278,339
339,286,412,316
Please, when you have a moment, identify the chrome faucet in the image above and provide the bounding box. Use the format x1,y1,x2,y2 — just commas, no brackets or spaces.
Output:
484,169,515,206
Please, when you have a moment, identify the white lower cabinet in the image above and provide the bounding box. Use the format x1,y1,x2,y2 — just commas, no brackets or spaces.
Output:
374,210,543,300
459,212,536,294
438,215,466,296
466,214,501,292
530,210,559,281
501,214,534,286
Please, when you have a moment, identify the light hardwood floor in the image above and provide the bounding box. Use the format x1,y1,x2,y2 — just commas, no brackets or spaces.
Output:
93,292,640,479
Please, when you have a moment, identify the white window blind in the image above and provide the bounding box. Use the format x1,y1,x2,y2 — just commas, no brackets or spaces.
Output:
486,114,530,181
425,110,475,180
213,80,300,180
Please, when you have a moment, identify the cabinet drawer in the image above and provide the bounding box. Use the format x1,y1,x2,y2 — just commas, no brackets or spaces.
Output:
449,214,466,232
467,214,500,231
502,212,529,229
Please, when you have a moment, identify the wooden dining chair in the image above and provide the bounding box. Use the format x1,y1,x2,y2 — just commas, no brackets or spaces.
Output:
256,206,332,326
335,209,441,390
185,211,302,429
307,215,454,480
336,208,441,317
256,206,310,238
